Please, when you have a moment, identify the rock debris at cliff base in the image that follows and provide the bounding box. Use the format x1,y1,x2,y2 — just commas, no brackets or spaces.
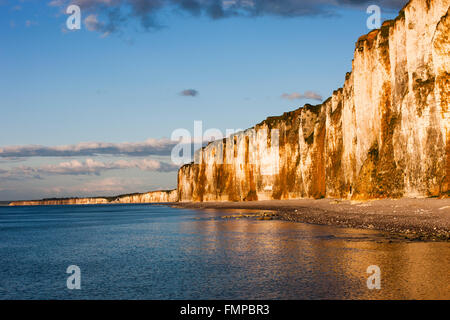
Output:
173,198,450,241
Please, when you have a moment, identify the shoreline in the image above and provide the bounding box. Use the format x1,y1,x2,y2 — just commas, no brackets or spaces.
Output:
172,198,450,241
5,198,450,241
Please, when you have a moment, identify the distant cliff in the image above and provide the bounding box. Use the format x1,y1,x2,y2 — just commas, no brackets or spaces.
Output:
112,190,177,204
8,190,178,206
178,0,449,202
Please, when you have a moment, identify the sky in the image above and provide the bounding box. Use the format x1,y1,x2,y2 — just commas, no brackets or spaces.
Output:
0,0,405,200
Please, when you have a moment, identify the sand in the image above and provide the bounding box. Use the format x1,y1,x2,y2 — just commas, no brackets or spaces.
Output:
172,198,450,241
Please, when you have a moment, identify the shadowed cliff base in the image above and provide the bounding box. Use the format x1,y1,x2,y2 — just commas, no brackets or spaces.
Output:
172,198,450,241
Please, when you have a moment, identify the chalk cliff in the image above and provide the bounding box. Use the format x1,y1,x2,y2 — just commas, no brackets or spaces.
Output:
9,198,110,206
178,0,449,202
112,189,178,203
8,190,178,206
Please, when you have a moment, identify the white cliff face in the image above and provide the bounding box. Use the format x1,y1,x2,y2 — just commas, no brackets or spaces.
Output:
112,190,178,203
9,198,110,206
9,190,178,206
178,0,449,202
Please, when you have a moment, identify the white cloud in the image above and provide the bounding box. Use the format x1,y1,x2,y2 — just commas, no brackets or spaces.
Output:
48,0,65,7
45,177,141,195
0,158,179,179
281,91,322,101
0,138,178,158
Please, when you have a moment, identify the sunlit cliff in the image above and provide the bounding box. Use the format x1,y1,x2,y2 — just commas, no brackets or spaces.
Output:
177,0,449,202
9,190,177,206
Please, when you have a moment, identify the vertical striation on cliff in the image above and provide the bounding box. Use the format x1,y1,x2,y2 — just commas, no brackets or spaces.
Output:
178,0,449,202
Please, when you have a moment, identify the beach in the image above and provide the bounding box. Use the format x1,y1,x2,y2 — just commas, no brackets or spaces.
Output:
173,198,450,241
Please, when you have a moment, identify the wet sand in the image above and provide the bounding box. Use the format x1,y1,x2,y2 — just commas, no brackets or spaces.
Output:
172,198,450,241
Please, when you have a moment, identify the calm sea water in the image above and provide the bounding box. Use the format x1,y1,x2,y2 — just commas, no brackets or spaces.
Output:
0,204,448,300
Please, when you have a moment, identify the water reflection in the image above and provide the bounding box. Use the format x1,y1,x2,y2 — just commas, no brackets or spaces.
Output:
0,205,448,299
180,208,450,299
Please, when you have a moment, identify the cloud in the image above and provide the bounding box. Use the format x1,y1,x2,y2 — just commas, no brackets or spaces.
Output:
49,177,143,195
180,89,199,97
281,91,322,101
48,0,65,6
84,14,103,31
0,177,164,200
337,0,406,10
25,20,38,27
48,0,407,33
0,138,178,158
0,158,179,179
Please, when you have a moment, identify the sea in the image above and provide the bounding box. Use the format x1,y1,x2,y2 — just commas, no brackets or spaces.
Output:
0,204,448,299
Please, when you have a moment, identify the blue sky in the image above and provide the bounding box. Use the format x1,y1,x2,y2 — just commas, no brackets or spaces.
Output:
0,0,403,200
